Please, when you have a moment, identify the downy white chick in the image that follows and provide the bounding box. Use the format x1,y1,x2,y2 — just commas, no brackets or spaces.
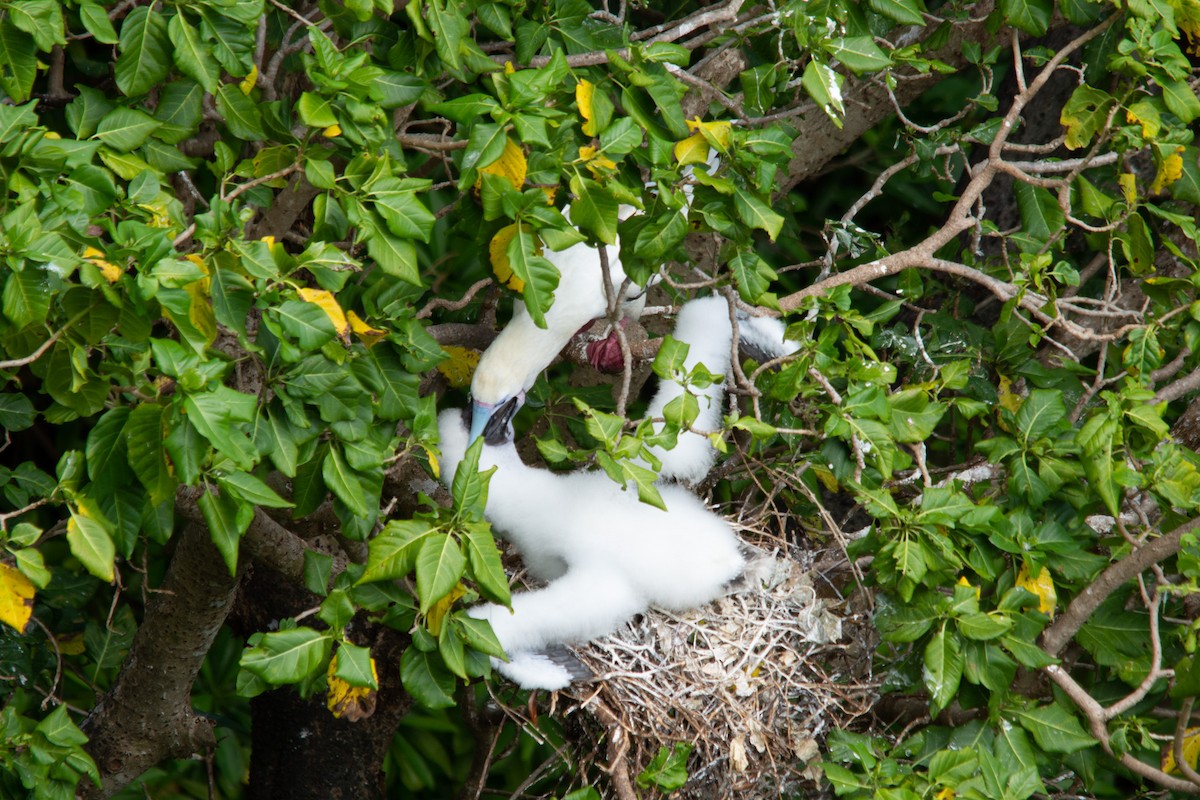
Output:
640,296,799,484
437,404,745,690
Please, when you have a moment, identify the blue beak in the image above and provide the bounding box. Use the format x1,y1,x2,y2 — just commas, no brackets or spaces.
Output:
469,400,495,443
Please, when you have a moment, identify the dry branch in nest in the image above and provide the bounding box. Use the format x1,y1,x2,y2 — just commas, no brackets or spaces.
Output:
550,536,875,799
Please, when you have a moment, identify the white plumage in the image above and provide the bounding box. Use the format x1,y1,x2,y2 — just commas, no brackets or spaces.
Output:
641,296,799,484
469,155,720,442
469,205,644,441
437,408,745,690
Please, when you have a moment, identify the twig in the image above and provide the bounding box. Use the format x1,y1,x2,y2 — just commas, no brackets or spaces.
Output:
416,278,493,320
221,163,302,204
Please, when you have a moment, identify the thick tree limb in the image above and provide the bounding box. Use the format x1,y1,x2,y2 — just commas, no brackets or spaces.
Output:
81,521,242,798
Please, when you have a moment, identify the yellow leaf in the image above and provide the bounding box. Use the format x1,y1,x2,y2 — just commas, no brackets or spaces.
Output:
58,633,86,655
423,445,441,480
0,563,35,634
1151,146,1186,194
347,310,387,346
323,124,342,138
240,65,259,95
1119,172,1137,205
476,137,526,192
83,246,123,283
957,575,981,600
934,788,955,800
298,287,350,338
1016,564,1056,618
503,61,516,75
579,145,617,177
997,375,1023,414
811,464,839,493
1164,727,1200,774
261,235,276,247
427,583,467,636
576,79,598,137
674,132,710,166
437,345,481,389
326,652,379,721
686,116,732,150
185,281,218,343
1125,101,1162,139
139,199,174,228
489,222,526,293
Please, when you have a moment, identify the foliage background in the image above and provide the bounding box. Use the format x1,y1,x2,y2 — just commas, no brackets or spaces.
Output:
0,0,1199,797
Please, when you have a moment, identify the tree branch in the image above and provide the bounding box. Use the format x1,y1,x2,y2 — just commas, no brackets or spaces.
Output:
81,519,242,797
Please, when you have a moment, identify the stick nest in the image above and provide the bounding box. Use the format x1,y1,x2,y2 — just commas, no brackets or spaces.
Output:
556,530,876,800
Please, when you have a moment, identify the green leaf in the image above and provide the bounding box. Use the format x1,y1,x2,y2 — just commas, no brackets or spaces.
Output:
866,0,927,24
461,122,508,175
198,487,252,575
956,612,1014,641
923,628,963,714
1012,703,1097,754
322,447,370,516
728,250,778,306
1014,183,1065,249
274,299,337,350
450,437,495,522
463,522,511,606
425,0,468,71
1162,78,1200,125
801,59,845,126
80,2,118,44
334,643,378,689
1060,85,1116,150
297,91,338,128
359,519,438,583
507,227,561,329
1002,634,1058,668
371,71,426,108
825,36,892,74
371,179,436,242
217,471,294,508
3,269,52,328
183,385,257,469
637,743,693,792
568,175,619,245
86,407,131,493
94,107,162,152
416,532,466,613
67,506,116,582
241,627,332,684
168,12,219,93
154,80,203,143
8,0,66,52
365,226,421,285
115,6,170,97
0,18,37,102
0,393,36,432
1001,0,1052,34
216,83,266,140
400,647,456,709
1015,389,1066,445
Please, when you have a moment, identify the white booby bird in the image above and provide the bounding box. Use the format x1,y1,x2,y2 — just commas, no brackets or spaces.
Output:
469,158,719,442
469,220,645,441
438,404,745,690
641,296,799,483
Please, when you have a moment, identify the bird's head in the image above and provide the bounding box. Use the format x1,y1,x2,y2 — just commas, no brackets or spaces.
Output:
467,366,525,443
